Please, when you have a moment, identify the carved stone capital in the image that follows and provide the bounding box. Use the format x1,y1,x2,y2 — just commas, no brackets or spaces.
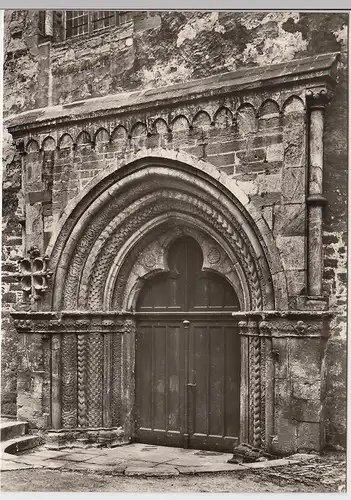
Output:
123,317,136,335
258,318,325,338
238,319,259,336
234,310,332,339
11,311,127,334
306,87,332,109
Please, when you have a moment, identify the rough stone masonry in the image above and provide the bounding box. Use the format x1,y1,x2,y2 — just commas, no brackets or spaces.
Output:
1,11,347,454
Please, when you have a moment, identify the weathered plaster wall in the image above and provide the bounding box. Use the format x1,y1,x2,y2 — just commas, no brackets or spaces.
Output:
2,11,347,449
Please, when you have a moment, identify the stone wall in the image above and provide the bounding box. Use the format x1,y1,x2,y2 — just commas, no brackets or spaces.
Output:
3,11,348,116
16,86,308,308
321,33,348,447
2,11,347,449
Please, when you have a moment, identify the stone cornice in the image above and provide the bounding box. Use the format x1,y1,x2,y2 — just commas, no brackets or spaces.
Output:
6,52,340,137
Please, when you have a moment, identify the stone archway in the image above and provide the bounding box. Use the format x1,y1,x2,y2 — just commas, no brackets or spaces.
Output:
14,150,293,450
45,149,287,312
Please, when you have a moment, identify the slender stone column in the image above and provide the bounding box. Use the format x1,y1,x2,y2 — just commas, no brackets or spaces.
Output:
61,333,78,428
103,333,113,427
239,319,264,448
239,320,250,444
306,87,330,297
112,331,123,427
51,334,62,429
121,317,136,440
77,334,87,427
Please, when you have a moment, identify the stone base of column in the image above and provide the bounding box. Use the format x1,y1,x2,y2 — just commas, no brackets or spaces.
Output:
45,427,127,450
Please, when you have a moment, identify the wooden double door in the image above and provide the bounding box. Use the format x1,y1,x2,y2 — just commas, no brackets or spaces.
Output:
134,237,241,452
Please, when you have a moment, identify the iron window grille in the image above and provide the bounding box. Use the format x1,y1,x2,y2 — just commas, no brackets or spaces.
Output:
65,11,132,39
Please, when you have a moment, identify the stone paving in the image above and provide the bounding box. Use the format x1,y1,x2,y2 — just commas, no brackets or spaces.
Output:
0,442,322,477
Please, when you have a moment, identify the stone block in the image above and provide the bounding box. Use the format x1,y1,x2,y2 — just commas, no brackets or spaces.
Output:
271,271,289,310
281,167,305,203
236,148,266,164
276,235,305,271
26,203,44,252
273,204,305,237
297,422,321,452
220,165,235,176
266,143,284,162
206,139,246,156
64,461,122,473
271,417,297,455
286,271,306,299
27,460,65,469
291,396,321,423
207,153,235,168
262,206,273,229
288,338,321,380
256,172,281,194
181,145,203,158
45,428,125,449
17,388,48,430
84,455,126,465
55,452,93,462
26,181,45,192
274,379,291,419
250,192,281,207
283,141,305,169
250,133,282,148
27,449,71,459
292,380,321,400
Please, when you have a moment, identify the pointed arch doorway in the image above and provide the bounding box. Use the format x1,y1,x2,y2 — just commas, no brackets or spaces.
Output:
135,236,241,452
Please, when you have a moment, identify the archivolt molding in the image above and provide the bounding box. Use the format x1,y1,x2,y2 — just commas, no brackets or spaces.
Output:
79,191,262,311
46,150,287,312
109,217,251,311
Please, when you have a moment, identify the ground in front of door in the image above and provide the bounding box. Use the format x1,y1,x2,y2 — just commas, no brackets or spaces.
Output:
0,443,346,492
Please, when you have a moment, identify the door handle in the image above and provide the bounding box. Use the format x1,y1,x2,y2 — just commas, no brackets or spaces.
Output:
187,383,196,388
